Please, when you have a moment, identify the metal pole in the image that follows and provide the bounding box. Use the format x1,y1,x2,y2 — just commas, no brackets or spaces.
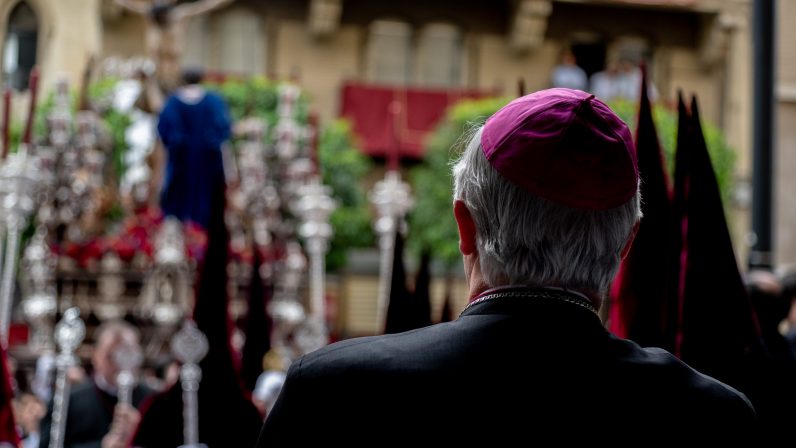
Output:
0,222,20,344
749,0,776,269
308,242,326,321
49,308,85,448
171,320,208,448
181,364,201,447
49,355,73,448
375,227,395,332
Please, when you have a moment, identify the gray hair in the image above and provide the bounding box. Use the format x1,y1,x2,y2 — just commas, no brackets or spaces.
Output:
452,126,641,295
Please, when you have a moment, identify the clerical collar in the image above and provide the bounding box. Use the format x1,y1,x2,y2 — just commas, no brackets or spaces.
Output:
462,286,598,316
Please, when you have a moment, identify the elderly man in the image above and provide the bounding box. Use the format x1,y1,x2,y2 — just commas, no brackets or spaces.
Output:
256,88,756,445
39,321,153,448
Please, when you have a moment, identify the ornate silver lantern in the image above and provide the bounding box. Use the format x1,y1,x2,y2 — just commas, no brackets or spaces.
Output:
0,144,42,344
20,227,58,351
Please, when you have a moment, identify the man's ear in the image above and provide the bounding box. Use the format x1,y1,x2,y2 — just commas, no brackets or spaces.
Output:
620,221,641,260
454,200,477,256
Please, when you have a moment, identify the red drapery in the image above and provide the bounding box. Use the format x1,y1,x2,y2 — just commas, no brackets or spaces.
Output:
340,82,488,159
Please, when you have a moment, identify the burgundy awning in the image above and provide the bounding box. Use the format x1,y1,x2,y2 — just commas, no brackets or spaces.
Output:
340,82,489,159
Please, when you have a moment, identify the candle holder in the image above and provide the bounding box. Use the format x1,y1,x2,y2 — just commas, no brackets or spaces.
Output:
20,227,57,351
369,170,414,331
294,176,336,346
0,144,42,344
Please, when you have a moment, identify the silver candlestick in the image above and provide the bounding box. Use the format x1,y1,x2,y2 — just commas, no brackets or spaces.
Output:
49,307,86,448
0,144,41,344
294,176,336,348
47,79,73,150
171,320,209,448
369,170,413,332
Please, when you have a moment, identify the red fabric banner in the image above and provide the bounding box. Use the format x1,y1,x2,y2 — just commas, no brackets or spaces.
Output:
340,82,488,159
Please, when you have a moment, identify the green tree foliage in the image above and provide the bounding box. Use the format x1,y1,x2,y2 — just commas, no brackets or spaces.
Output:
410,96,737,266
409,97,510,267
211,77,309,144
318,120,375,271
608,99,736,205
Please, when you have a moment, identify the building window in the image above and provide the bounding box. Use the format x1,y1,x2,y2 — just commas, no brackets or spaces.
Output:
416,23,461,88
365,20,412,85
215,7,265,76
183,15,209,70
183,7,265,77
3,1,38,90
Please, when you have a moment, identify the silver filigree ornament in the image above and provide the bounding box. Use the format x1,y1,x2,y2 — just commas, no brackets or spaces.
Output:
0,145,43,344
294,176,336,345
21,227,58,350
171,320,209,448
49,307,86,448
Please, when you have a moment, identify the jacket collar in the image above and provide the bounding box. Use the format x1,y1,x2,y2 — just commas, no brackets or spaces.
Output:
461,286,600,318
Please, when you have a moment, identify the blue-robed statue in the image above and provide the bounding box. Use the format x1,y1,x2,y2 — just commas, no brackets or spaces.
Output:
157,68,230,229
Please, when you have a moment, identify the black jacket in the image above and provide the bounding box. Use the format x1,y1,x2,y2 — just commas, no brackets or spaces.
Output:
257,288,756,446
39,379,153,448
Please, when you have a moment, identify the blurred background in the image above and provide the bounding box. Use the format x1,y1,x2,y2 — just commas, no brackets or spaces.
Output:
0,3,794,442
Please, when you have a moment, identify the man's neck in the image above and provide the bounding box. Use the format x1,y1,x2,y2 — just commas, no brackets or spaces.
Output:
177,84,205,104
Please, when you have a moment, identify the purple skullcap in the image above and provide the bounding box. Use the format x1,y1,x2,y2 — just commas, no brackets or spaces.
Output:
481,88,638,210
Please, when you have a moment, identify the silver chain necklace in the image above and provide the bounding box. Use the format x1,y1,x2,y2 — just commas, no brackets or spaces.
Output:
461,287,598,316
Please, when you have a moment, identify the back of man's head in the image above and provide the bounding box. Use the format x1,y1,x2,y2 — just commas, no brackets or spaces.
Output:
452,88,640,295
181,67,205,86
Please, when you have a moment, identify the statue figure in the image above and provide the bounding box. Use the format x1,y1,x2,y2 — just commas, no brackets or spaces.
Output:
113,0,234,108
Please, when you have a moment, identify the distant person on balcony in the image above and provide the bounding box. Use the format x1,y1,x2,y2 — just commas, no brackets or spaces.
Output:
550,49,588,91
157,67,231,229
255,88,756,446
589,59,622,101
592,58,658,102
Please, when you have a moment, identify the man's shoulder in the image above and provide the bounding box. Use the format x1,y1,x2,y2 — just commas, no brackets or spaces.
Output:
616,339,754,414
296,322,461,376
